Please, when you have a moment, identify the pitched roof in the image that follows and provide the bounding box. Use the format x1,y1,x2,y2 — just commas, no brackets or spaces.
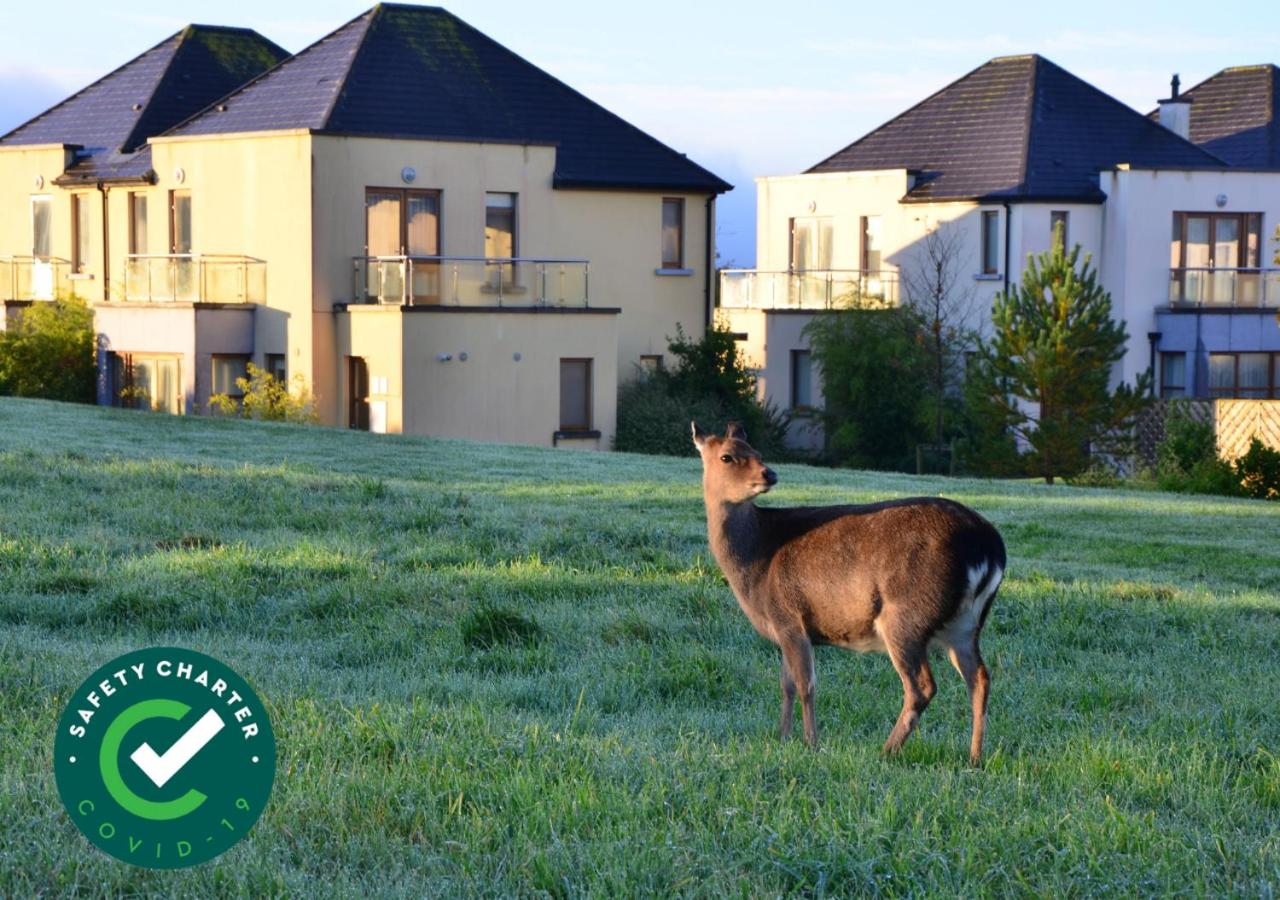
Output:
808,54,1224,203
168,4,730,193
1151,65,1280,167
0,25,287,183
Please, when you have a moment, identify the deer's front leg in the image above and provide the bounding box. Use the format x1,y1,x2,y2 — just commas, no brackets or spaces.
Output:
779,654,796,739
780,634,817,749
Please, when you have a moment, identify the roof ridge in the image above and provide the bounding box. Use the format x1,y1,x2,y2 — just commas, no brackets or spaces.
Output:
0,30,182,145
319,7,381,130
160,9,374,139
805,57,1005,173
1016,56,1042,194
117,27,200,154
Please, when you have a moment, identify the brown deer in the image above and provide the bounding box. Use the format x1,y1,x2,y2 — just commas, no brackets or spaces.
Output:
692,422,1006,764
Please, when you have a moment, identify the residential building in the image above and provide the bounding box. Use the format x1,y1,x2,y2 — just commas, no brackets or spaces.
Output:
1,5,730,447
722,55,1280,448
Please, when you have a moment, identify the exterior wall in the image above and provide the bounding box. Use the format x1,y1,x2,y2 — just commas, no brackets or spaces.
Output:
1100,167,1280,388
717,306,824,451
334,306,618,447
311,135,709,397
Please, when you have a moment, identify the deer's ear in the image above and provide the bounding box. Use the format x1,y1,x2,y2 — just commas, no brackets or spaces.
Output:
691,421,709,451
725,421,747,442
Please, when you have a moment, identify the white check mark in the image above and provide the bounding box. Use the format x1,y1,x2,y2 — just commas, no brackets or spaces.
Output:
130,708,225,789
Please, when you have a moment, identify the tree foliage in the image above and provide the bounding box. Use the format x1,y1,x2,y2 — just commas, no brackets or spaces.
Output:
209,363,318,423
614,324,787,456
805,307,931,470
967,241,1150,483
0,295,96,403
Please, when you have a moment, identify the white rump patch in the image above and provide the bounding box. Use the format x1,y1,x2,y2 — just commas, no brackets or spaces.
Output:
932,561,1003,649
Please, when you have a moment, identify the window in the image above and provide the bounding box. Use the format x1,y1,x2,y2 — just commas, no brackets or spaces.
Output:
364,188,441,301
559,358,592,431
170,190,192,254
31,196,52,258
72,194,91,273
638,355,665,378
1050,210,1069,250
265,354,286,383
1208,352,1279,398
661,198,684,269
791,349,814,410
981,210,999,275
485,192,517,288
212,355,250,400
1170,212,1263,305
110,353,181,414
129,193,148,255
860,216,882,273
1160,352,1186,398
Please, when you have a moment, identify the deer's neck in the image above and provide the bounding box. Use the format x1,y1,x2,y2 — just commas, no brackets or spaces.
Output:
704,496,771,597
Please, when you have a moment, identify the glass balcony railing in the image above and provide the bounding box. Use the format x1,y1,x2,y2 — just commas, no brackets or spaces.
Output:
719,269,899,310
123,255,266,304
0,256,72,301
352,256,590,307
1168,267,1280,308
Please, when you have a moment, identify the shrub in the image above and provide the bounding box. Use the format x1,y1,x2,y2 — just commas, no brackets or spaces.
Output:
1234,437,1280,501
1156,407,1216,475
614,324,787,456
0,295,95,403
209,363,317,423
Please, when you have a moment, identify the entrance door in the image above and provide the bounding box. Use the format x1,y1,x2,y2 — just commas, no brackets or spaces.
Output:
348,356,370,430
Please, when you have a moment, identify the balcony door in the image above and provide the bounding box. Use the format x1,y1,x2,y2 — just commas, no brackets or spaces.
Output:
30,196,54,299
1171,212,1261,305
364,188,440,302
789,217,832,307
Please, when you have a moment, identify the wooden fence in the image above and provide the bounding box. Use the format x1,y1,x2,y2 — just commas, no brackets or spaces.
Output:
1135,399,1280,467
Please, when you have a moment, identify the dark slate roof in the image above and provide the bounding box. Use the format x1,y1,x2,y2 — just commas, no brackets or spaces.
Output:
168,4,731,193
0,26,287,183
1149,65,1280,167
809,54,1224,203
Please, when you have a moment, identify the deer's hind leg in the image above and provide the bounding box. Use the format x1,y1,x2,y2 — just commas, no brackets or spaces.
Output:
947,639,990,765
882,633,936,756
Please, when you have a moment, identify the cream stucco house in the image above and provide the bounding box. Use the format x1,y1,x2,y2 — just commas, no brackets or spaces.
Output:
0,4,730,448
723,56,1280,450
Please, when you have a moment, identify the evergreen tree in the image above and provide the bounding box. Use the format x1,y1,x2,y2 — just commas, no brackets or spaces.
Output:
968,241,1150,483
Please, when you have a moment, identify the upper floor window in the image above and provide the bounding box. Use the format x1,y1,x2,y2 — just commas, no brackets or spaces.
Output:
860,216,882,273
789,216,832,272
485,192,516,259
72,194,91,273
1050,210,1068,250
31,196,51,258
1171,212,1261,270
1208,352,1276,398
365,188,440,256
170,190,192,255
661,198,684,269
981,210,999,275
129,193,148,255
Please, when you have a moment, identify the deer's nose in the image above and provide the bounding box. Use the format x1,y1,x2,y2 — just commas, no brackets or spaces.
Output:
763,468,778,485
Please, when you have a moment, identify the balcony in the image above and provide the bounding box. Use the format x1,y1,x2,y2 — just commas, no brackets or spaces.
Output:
719,269,899,310
353,256,590,307
1,256,71,301
1168,267,1280,308
123,255,266,304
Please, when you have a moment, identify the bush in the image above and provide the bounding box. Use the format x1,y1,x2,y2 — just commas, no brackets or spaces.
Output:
0,295,96,403
1234,437,1280,500
1157,408,1216,474
209,363,317,423
614,324,787,456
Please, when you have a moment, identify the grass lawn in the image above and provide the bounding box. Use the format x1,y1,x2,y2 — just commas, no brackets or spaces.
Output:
1,397,1278,897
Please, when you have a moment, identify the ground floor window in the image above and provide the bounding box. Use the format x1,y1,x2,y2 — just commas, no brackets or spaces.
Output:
1160,352,1186,398
638,355,664,379
109,353,182,414
791,349,814,410
1208,352,1277,398
265,353,286,383
559,358,593,431
212,355,251,401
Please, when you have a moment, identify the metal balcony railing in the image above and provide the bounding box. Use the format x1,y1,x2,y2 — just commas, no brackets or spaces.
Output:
719,269,899,310
353,256,590,307
1168,267,1280,308
123,254,266,304
0,255,71,301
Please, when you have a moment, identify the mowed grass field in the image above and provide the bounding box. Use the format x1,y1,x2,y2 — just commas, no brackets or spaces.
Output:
1,398,1278,897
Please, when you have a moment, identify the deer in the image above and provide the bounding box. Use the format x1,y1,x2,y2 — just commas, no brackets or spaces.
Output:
691,422,1006,765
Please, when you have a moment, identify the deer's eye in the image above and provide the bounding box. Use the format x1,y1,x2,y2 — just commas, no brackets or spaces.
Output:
719,454,734,464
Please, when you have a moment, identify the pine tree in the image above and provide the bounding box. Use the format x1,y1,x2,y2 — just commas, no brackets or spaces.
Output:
969,240,1151,483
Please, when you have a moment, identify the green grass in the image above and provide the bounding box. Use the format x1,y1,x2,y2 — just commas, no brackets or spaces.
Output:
1,397,1278,897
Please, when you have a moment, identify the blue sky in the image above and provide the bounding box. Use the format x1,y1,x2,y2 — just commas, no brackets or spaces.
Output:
4,1,1279,265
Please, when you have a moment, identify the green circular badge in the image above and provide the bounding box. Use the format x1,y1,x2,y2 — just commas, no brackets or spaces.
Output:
54,647,276,869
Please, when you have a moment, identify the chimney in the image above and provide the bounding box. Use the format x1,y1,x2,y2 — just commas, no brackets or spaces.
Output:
1157,73,1192,141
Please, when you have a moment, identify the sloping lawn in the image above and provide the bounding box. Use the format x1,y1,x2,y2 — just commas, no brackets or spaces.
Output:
0,397,1277,897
